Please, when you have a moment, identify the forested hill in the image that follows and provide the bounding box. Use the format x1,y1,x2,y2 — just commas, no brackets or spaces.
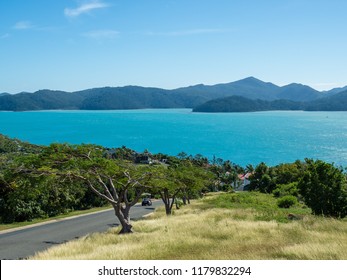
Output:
1,77,346,111
193,90,347,112
192,96,303,112
305,91,347,111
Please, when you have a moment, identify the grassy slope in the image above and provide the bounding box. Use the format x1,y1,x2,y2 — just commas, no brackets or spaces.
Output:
31,192,347,260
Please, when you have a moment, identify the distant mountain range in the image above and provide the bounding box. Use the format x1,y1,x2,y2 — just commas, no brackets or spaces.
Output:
323,85,347,96
1,77,347,111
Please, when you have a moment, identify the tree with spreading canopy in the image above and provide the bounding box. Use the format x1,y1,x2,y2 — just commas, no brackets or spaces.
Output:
10,143,154,233
149,161,213,215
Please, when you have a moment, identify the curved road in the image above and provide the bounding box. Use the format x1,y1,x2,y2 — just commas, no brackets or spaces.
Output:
0,201,162,260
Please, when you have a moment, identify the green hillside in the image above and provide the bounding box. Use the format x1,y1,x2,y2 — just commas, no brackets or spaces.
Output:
193,91,347,112
0,77,333,111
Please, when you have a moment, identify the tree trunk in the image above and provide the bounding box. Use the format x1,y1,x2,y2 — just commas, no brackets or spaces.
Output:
165,203,172,215
182,196,187,205
175,199,180,209
114,204,133,234
162,189,180,215
160,189,173,215
118,222,133,234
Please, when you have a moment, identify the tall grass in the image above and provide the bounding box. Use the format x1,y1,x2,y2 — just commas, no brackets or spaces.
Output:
32,192,347,260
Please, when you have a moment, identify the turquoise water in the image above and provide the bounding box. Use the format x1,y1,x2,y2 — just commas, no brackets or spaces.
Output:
1,109,347,166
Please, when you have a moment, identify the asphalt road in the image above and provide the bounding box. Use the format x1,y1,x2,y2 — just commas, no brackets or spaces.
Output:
0,200,162,260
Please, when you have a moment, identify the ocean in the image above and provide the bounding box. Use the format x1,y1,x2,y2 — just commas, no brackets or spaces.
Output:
1,109,347,167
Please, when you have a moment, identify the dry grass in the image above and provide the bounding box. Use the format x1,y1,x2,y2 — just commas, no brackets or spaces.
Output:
31,193,347,260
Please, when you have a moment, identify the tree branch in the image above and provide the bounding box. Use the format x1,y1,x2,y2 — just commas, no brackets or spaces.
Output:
87,180,115,205
108,178,119,201
96,175,113,200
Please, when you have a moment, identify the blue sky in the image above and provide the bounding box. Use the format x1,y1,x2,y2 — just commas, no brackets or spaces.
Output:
1,0,347,93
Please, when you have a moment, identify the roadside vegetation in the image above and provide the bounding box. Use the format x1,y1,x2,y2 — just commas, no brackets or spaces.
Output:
0,205,112,232
31,192,347,260
1,133,347,259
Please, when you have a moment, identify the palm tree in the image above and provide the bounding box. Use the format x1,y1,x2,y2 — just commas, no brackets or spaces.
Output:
245,164,254,174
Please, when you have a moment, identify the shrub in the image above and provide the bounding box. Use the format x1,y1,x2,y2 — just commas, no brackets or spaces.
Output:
277,195,297,208
2,198,46,223
273,182,299,198
298,159,347,218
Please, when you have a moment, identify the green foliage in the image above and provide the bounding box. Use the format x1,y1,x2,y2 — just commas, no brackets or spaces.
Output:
147,160,214,215
0,134,42,154
272,182,299,198
0,142,111,223
298,159,347,218
273,162,306,185
249,162,276,193
3,199,45,222
249,161,306,198
277,195,297,208
2,133,347,225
